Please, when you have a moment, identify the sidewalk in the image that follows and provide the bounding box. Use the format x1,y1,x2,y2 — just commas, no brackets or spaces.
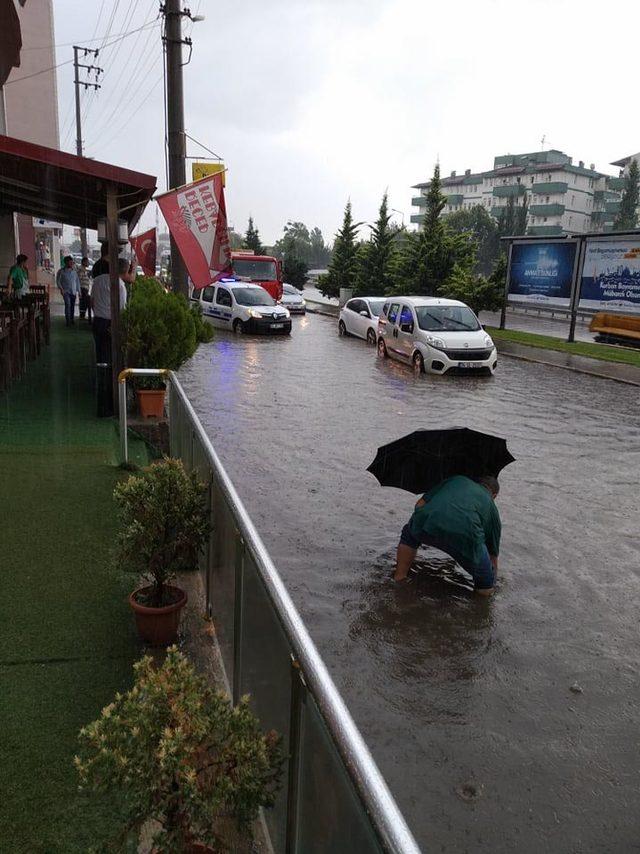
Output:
0,319,148,851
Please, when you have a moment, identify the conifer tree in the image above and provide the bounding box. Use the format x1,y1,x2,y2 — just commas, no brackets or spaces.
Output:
613,159,639,231
318,201,360,299
354,192,396,296
243,217,264,254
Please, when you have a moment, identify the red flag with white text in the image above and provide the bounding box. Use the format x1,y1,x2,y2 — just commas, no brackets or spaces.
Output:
156,173,232,289
129,227,156,277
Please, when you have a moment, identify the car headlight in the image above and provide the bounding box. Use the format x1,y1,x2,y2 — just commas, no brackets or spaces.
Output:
248,309,263,319
300,300,306,306
425,335,445,349
484,335,494,348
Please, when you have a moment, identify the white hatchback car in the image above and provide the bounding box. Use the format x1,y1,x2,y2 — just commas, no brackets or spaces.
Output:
339,296,387,345
377,297,497,375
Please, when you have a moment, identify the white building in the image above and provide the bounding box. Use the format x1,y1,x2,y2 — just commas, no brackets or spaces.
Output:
0,0,61,287
412,149,626,236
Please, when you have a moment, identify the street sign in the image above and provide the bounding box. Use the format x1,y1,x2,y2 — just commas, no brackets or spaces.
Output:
191,161,225,186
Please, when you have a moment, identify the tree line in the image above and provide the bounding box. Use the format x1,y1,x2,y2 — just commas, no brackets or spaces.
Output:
317,164,525,315
231,217,332,289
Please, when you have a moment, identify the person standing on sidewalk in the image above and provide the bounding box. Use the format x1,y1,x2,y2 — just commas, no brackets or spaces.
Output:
6,253,29,298
78,257,92,322
56,256,80,327
90,256,130,363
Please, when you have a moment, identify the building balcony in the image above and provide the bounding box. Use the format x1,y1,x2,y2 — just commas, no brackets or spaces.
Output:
607,176,625,191
529,203,565,217
591,210,612,223
492,184,527,198
445,194,464,206
410,213,425,224
490,206,508,219
605,201,621,214
411,195,426,207
526,225,563,236
593,189,619,203
531,181,568,195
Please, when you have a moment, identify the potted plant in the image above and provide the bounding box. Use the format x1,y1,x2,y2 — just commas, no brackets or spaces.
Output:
123,277,212,418
114,457,210,645
75,647,282,852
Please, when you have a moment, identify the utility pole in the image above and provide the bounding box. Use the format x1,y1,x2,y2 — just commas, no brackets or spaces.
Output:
73,46,102,257
162,1,192,298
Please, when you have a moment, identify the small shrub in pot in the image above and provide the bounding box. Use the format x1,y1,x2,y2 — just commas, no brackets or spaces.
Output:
75,647,282,851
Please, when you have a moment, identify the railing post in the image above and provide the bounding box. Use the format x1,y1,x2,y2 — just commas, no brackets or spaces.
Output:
118,374,128,464
232,536,245,705
285,658,306,854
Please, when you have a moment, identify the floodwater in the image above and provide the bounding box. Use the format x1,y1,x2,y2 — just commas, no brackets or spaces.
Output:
180,314,640,853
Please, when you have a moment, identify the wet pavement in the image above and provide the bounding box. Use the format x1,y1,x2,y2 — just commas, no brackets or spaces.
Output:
180,314,640,853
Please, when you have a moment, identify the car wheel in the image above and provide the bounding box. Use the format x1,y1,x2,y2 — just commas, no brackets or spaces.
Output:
377,338,388,358
233,319,245,334
412,351,425,376
366,328,376,346
338,320,348,337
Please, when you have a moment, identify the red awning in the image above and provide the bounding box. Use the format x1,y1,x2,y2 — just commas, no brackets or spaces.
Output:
0,134,157,230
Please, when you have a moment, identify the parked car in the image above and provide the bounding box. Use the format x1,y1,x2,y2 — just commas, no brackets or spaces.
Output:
280,283,306,314
377,297,497,376
339,296,387,345
192,279,291,335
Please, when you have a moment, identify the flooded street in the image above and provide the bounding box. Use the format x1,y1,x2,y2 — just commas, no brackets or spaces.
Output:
180,313,640,853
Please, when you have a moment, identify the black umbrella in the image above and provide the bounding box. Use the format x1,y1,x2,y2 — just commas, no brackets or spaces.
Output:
367,427,515,494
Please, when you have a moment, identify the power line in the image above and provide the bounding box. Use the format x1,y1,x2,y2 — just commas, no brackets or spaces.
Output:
97,65,164,150
6,19,159,86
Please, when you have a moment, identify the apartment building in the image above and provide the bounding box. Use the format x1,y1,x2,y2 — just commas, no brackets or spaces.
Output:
412,149,625,236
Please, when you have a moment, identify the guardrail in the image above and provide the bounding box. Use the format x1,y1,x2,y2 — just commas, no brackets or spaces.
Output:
118,368,421,854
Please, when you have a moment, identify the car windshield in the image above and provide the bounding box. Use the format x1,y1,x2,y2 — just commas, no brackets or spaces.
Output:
367,299,385,316
282,284,299,295
233,259,277,281
415,305,480,332
232,287,276,307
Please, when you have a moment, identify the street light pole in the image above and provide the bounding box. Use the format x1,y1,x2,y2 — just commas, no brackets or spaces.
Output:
163,0,188,297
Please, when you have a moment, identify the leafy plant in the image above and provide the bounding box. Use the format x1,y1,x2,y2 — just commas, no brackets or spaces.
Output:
114,458,210,607
439,256,505,317
283,255,309,289
123,277,205,389
75,647,282,852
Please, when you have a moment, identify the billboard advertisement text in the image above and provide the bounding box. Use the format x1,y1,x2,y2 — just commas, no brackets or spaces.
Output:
579,239,640,314
508,241,577,307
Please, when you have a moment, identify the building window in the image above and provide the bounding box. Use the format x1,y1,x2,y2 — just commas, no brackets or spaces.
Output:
543,217,548,223
571,195,575,205
546,196,550,203
531,176,535,184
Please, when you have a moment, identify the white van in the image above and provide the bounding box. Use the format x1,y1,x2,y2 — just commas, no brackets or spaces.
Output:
377,297,497,376
193,279,291,335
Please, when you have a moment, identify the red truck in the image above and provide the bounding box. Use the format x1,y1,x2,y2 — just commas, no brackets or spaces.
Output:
231,250,283,302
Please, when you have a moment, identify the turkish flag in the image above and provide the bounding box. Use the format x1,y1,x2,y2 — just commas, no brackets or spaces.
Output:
129,228,156,277
156,172,232,289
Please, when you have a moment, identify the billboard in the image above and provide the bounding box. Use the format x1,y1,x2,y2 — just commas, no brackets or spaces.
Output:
508,241,577,307
579,238,640,314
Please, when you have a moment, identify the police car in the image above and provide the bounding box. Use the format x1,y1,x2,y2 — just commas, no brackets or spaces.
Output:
192,279,292,335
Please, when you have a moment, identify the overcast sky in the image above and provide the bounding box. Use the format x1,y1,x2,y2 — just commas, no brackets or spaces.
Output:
53,0,638,244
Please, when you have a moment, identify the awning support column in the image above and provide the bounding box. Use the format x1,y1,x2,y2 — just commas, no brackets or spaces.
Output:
107,185,123,415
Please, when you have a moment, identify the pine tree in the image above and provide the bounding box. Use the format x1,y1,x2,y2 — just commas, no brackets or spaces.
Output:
318,201,360,299
394,164,475,295
613,159,639,230
243,217,264,254
354,192,396,296
514,193,529,235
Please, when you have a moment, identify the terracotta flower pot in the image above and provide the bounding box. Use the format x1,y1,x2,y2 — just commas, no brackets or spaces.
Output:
136,388,166,418
129,585,187,646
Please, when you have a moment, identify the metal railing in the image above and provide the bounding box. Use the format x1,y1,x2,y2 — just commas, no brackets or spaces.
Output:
118,368,421,854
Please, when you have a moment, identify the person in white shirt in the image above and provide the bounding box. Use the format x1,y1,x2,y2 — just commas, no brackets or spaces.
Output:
91,257,131,363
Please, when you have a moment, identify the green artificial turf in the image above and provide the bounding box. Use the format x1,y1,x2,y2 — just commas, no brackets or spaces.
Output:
487,326,640,368
0,319,148,852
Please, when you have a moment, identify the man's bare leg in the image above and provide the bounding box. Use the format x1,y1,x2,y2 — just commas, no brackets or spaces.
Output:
394,543,417,581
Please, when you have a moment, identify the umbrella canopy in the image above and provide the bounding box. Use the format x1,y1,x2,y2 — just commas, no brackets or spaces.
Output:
367,428,515,494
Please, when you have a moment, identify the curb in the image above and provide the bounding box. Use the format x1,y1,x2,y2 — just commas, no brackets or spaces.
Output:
496,341,640,387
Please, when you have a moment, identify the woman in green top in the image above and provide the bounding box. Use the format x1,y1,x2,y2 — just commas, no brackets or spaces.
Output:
393,475,501,595
6,254,29,298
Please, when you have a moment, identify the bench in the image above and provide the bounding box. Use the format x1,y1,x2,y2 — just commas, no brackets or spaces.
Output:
589,312,640,344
